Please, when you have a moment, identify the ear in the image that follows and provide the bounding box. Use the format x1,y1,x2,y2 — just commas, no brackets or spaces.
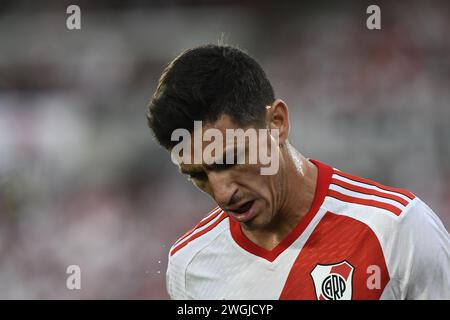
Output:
266,99,289,145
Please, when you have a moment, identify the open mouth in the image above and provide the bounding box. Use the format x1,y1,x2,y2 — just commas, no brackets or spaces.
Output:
227,199,258,223
232,200,255,214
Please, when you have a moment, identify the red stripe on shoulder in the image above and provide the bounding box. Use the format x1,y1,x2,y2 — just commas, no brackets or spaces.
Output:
173,207,221,246
328,189,402,216
170,212,228,256
333,169,415,200
331,178,409,206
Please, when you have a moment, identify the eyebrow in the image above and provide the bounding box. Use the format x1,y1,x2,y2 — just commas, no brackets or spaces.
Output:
180,144,248,174
203,144,247,171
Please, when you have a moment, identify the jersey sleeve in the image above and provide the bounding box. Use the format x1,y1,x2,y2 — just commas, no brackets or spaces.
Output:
166,252,187,300
395,198,450,299
166,255,174,299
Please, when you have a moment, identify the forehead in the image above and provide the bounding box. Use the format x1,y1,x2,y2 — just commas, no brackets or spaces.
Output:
178,114,255,172
197,114,257,146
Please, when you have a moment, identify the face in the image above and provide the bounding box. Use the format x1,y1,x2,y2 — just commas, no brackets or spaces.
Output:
177,110,288,231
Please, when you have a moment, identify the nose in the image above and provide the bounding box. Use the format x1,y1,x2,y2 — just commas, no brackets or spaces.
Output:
207,171,238,208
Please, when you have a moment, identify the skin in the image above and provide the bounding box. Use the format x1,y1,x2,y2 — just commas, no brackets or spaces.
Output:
177,99,318,251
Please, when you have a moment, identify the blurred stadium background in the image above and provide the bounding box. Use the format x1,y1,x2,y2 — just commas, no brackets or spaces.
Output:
0,0,449,298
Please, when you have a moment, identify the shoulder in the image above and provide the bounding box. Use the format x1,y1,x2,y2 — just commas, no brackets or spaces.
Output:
326,167,416,219
322,167,418,254
169,206,229,258
324,166,447,239
322,167,450,287
166,207,230,299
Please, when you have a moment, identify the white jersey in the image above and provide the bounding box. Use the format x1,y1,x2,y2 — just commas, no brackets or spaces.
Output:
166,160,450,300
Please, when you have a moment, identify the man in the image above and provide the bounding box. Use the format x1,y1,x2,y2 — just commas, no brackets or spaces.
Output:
147,44,450,300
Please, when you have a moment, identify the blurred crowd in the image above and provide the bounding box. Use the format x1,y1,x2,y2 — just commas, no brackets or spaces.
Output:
0,0,449,298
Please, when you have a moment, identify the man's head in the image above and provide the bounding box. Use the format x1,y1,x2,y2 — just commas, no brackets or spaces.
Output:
147,44,292,230
148,45,275,149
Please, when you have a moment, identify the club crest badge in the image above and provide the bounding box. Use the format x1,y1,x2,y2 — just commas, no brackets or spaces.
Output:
310,260,354,300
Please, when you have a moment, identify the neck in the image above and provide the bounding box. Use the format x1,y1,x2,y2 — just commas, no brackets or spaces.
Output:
281,144,318,224
242,143,318,250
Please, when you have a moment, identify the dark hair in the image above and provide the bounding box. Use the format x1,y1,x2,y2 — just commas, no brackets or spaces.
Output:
147,44,275,149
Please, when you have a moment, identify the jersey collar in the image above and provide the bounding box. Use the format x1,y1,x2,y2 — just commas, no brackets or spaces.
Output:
228,159,333,262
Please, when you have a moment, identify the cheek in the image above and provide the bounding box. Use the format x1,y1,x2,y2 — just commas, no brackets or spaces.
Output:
237,167,274,197
251,174,280,211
